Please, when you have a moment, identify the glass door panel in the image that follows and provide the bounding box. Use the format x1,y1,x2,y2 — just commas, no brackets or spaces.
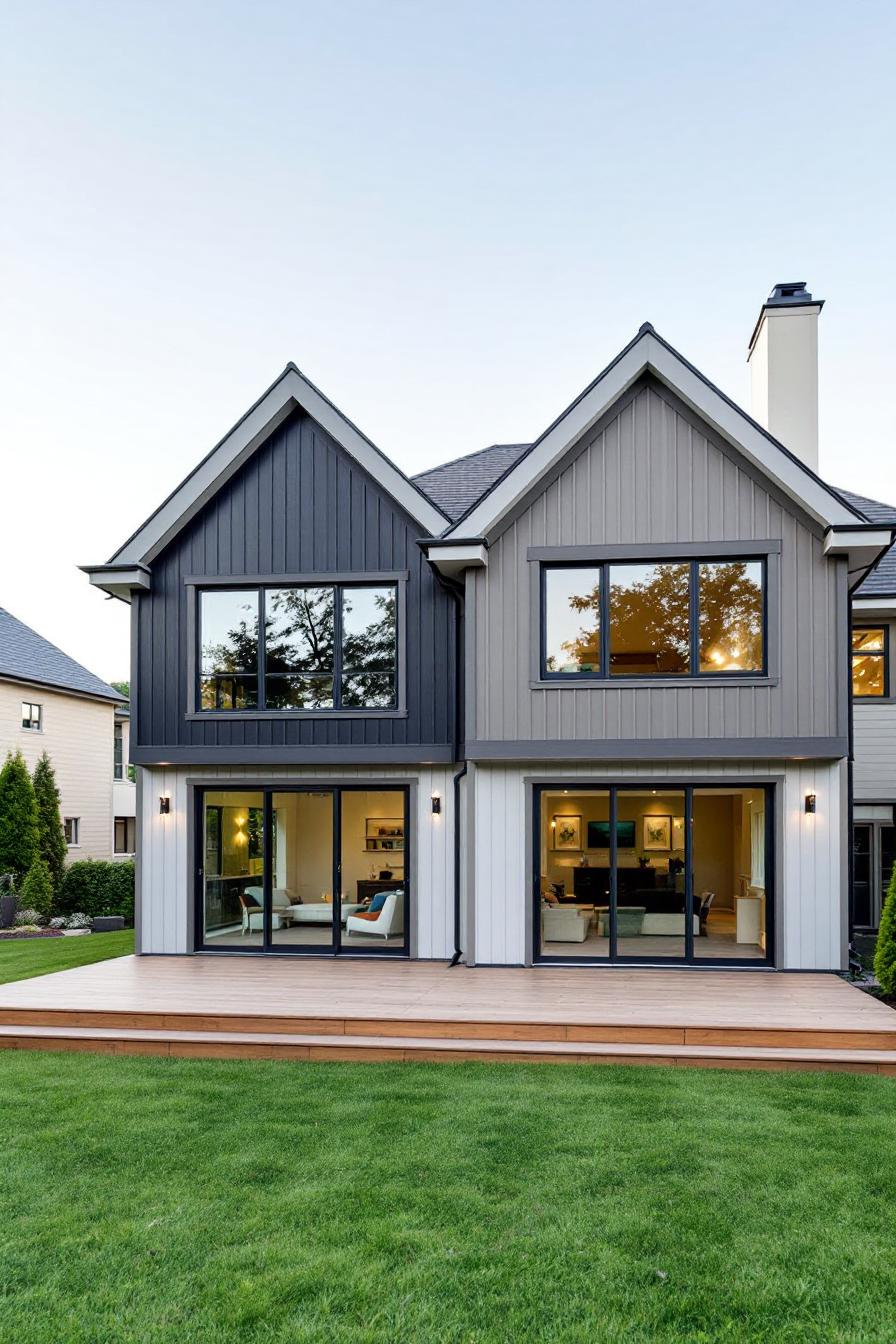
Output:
852,824,873,929
201,791,265,946
692,787,767,960
270,792,335,950
340,790,407,951
615,790,686,958
538,789,610,959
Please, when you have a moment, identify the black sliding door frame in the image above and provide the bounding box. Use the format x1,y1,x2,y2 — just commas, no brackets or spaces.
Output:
194,783,410,958
533,780,774,967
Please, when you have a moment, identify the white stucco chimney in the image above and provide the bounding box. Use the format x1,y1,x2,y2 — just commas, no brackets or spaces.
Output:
747,281,824,471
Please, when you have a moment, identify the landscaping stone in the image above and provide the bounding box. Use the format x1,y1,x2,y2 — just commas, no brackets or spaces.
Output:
92,916,125,932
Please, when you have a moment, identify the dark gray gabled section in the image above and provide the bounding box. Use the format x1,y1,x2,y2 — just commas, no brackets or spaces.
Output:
134,406,456,759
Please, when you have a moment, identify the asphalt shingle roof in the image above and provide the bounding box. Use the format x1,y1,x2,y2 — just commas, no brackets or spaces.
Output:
837,489,896,597
412,443,531,523
0,607,125,703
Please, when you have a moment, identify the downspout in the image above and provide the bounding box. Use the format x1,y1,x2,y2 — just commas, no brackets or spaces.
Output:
424,558,466,966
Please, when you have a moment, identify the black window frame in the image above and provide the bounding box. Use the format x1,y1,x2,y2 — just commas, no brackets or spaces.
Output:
197,581,400,714
533,780,775,967
113,721,124,779
21,701,42,731
64,817,80,847
114,815,136,855
540,556,768,681
851,625,889,699
192,783,411,959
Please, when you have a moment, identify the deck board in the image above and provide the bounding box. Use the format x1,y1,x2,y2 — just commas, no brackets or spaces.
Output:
0,955,893,1037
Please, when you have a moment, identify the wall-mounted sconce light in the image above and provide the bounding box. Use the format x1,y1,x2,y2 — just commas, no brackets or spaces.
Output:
431,794,441,815
159,796,170,815
805,793,817,814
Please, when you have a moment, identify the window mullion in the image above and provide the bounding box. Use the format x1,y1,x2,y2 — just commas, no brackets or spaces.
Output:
333,586,343,710
258,587,266,711
600,562,610,677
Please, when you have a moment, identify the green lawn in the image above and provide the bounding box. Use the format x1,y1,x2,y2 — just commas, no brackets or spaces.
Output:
0,1055,894,1343
0,929,134,984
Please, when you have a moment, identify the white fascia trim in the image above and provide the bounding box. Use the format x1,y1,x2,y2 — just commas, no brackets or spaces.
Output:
448,330,859,538
823,528,894,554
427,543,488,578
853,597,896,613
109,366,447,567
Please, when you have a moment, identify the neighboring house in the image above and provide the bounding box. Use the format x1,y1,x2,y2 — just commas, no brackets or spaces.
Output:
838,492,896,932
0,607,130,863
113,703,137,858
84,282,894,969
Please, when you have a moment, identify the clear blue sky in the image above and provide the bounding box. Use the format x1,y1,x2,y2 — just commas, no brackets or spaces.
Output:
2,0,894,678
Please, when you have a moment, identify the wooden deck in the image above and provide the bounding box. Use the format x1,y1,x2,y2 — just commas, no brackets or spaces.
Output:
1,956,894,1073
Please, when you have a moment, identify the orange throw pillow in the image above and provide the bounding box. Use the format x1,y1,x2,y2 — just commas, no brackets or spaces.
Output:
354,911,381,921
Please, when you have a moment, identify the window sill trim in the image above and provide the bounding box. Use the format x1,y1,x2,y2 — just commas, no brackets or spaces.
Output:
185,709,409,721
530,676,779,690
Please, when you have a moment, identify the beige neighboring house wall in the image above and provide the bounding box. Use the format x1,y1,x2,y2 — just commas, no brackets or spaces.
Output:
0,679,116,862
113,712,137,856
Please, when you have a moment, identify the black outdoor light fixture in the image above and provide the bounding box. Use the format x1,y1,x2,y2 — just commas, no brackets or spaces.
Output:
805,793,816,814
431,794,441,815
159,796,170,815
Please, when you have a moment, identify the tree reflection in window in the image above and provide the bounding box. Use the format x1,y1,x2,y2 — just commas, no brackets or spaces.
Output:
265,587,335,708
698,562,764,672
609,562,690,674
200,590,259,709
341,587,397,707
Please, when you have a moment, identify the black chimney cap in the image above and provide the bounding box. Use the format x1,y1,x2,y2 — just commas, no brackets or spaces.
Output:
765,282,817,307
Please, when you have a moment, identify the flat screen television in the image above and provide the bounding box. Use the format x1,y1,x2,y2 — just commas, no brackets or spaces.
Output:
587,820,636,849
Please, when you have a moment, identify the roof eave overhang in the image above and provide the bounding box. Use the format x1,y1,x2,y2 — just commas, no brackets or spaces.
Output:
85,365,449,578
420,540,488,579
80,563,152,603
824,526,896,590
443,328,862,547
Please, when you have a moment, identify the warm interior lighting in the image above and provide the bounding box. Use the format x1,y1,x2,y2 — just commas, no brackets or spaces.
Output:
805,793,817,815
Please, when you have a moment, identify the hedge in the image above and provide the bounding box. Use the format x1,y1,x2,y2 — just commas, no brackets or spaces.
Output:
57,860,135,924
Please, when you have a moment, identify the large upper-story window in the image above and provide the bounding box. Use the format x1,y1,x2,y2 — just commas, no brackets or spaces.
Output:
199,584,398,712
543,558,765,679
852,627,889,698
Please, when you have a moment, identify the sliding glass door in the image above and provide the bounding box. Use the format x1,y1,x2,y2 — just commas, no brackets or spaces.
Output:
197,785,409,956
535,783,772,965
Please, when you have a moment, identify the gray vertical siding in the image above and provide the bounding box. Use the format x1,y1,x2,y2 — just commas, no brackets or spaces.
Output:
471,378,847,745
134,407,455,756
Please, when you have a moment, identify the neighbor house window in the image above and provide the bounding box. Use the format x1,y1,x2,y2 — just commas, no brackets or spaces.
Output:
21,702,42,731
199,584,397,711
542,558,765,678
852,627,888,698
113,722,124,779
64,817,80,847
114,816,136,855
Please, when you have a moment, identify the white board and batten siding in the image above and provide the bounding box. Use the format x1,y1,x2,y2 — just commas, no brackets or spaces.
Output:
138,765,455,958
853,701,896,802
470,760,846,970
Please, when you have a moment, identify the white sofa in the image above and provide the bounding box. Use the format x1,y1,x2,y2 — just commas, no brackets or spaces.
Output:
345,891,404,939
287,900,366,926
541,905,590,943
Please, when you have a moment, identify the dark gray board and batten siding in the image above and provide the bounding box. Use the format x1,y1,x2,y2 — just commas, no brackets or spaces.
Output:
468,378,850,753
133,407,456,763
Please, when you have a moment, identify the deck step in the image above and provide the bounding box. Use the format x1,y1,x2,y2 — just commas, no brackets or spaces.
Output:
1,1023,895,1073
1,1007,894,1053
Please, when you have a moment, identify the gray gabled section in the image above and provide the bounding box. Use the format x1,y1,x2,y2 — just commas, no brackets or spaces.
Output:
0,607,125,703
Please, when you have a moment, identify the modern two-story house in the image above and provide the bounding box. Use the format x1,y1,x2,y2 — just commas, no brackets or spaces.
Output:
84,283,894,970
